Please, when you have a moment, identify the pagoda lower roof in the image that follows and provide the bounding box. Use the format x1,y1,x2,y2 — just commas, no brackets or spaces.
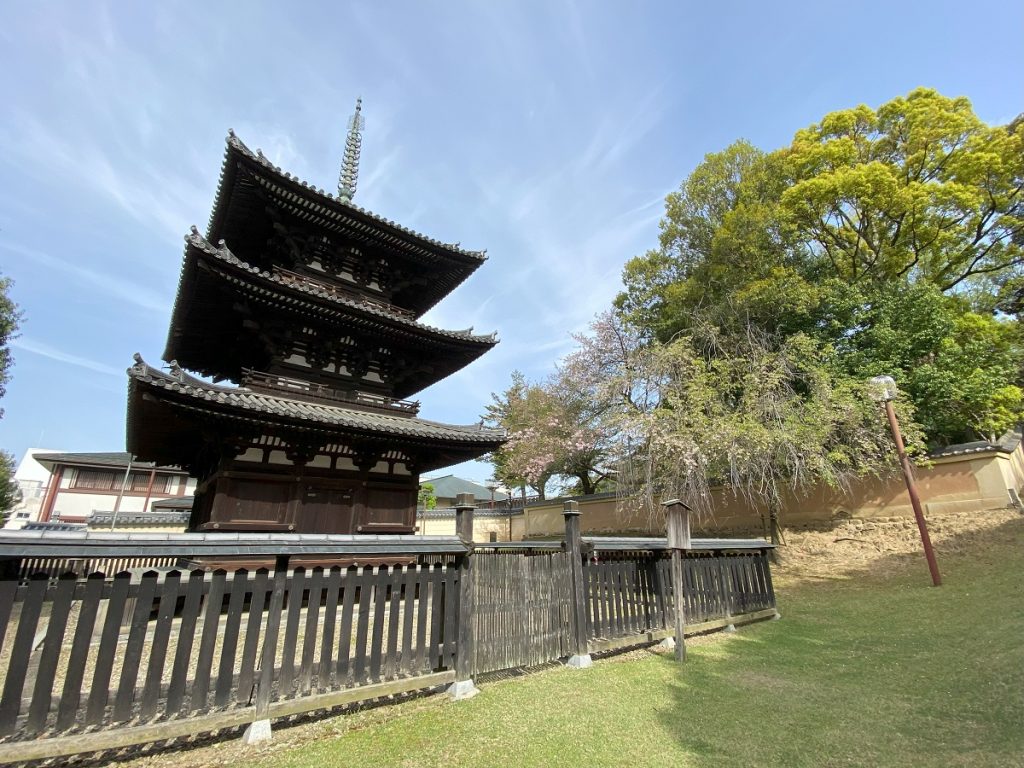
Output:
127,355,506,472
164,230,498,396
207,132,485,317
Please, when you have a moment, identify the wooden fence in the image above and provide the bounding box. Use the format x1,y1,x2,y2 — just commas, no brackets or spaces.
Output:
471,551,574,674
0,510,776,761
583,550,776,650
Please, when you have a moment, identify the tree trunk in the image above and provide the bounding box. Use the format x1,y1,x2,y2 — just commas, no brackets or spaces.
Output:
577,473,595,496
768,500,782,564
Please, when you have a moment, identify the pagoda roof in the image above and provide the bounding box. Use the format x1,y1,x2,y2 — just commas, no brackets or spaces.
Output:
207,132,486,317
126,355,506,472
164,230,498,396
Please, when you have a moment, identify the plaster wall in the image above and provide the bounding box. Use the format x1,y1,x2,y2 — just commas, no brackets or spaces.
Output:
416,515,514,542
516,447,1023,539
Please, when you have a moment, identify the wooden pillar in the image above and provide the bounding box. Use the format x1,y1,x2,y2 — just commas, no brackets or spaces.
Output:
39,465,64,523
449,493,479,699
141,468,157,515
563,500,592,668
663,499,691,662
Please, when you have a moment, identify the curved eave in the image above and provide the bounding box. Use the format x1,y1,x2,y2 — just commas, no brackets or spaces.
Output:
206,133,486,316
126,357,506,472
164,232,498,396
188,231,497,345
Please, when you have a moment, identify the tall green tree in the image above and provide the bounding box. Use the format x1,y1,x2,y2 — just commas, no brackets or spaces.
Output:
781,89,1024,291
616,88,1024,447
0,274,22,515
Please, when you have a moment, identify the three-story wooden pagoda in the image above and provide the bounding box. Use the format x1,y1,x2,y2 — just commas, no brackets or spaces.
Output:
126,102,506,535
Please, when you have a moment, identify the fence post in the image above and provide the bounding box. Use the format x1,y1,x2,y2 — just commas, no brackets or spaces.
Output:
448,493,480,700
664,499,691,662
563,500,593,669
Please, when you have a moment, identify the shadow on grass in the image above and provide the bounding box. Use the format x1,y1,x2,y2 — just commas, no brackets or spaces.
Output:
37,683,451,768
653,514,1024,767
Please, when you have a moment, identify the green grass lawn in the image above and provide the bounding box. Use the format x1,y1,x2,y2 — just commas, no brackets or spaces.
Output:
239,517,1024,768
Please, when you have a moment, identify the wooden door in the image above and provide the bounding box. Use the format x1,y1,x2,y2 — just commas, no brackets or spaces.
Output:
299,485,356,533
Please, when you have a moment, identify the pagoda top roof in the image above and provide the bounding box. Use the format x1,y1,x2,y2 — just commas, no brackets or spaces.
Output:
212,131,487,262
127,354,507,447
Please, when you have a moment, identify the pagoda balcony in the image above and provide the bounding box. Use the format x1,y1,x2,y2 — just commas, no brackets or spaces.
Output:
272,266,415,320
241,369,420,415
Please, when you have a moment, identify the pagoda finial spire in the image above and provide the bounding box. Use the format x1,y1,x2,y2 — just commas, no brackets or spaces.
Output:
338,97,364,203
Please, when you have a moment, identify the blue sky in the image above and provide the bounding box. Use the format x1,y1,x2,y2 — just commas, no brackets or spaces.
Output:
1,1,1022,485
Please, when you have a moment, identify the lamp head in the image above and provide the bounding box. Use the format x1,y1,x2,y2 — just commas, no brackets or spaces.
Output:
868,375,898,402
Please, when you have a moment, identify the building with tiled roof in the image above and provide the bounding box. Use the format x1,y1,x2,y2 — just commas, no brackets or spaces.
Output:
126,103,506,535
3,450,194,529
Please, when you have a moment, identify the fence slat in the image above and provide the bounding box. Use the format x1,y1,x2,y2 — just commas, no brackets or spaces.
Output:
215,570,250,707
0,574,48,733
318,567,341,691
167,569,205,715
337,566,357,683
369,567,388,683
84,571,132,726
299,568,324,696
279,568,307,698
25,574,77,734
238,569,269,704
427,565,443,672
385,566,403,681
414,565,429,672
399,566,416,676
0,579,19,663
191,570,227,712
114,571,160,722
55,573,104,731
140,570,182,720
352,567,372,685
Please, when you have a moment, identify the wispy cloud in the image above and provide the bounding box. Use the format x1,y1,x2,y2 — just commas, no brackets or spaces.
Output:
11,337,123,378
0,109,209,243
0,243,168,315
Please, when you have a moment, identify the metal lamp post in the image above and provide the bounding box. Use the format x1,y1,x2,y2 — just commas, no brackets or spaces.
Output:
868,376,942,587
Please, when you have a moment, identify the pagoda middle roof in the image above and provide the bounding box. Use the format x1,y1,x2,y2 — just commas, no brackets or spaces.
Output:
207,132,486,317
164,230,498,396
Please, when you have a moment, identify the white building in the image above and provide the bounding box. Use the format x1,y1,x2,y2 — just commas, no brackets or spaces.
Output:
4,448,62,528
6,450,195,529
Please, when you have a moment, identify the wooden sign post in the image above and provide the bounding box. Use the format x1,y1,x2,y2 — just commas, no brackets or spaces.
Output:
563,500,592,668
663,499,691,662
449,493,480,700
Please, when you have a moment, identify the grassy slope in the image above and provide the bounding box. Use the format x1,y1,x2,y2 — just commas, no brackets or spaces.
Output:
248,518,1024,768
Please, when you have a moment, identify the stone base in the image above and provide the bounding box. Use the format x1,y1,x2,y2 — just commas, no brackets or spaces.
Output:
773,611,782,620
566,653,593,669
723,622,737,633
657,637,676,651
447,679,480,701
241,719,272,745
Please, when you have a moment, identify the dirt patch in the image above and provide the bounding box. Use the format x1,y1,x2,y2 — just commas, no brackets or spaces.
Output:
773,507,1022,583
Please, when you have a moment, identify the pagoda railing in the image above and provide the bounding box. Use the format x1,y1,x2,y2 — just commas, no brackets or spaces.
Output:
242,369,420,415
273,266,416,320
